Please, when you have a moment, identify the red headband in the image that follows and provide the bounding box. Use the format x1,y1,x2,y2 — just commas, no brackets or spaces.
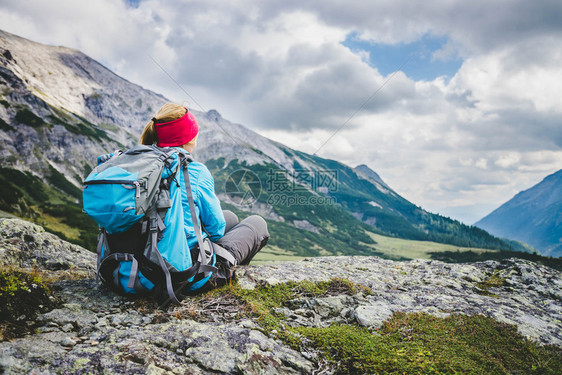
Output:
155,109,199,147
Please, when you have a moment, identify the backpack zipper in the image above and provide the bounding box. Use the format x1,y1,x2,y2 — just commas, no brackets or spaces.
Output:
84,180,144,199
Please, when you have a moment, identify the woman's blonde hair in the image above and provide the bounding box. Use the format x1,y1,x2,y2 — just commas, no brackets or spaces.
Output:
140,102,188,145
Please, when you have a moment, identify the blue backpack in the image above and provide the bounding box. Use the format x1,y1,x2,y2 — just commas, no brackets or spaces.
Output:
83,145,235,306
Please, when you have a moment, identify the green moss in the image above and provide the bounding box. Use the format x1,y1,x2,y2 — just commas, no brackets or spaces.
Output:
297,313,562,374
191,279,561,374
218,278,367,315
475,271,508,297
193,278,371,345
0,269,56,341
0,270,44,297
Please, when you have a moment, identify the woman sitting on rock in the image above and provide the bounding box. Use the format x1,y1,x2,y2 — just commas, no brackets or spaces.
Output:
140,102,270,284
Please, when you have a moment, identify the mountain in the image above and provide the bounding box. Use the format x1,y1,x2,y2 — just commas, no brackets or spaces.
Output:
354,164,389,188
476,170,562,257
0,29,511,256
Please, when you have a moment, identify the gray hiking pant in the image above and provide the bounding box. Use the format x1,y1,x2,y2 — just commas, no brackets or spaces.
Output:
215,210,269,265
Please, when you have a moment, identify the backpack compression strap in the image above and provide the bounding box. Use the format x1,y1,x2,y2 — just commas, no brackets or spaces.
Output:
181,157,236,267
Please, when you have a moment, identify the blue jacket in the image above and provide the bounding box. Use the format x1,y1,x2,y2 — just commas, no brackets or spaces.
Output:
176,149,226,249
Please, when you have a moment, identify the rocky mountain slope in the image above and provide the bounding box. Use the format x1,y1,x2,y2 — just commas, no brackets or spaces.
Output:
0,28,511,257
476,169,562,257
1,218,561,374
0,29,166,182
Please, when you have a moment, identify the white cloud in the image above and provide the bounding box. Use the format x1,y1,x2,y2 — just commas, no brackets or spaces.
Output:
1,0,561,225
494,153,521,169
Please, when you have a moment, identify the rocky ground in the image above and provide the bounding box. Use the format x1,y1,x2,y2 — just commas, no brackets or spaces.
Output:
0,218,561,374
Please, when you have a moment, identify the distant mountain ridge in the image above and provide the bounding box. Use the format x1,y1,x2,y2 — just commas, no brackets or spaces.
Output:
476,170,562,257
354,164,388,188
0,29,511,256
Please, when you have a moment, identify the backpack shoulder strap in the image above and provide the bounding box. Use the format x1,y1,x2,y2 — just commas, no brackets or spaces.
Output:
179,153,212,265
179,153,237,267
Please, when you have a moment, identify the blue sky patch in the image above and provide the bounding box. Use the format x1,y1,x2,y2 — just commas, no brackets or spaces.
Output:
124,0,141,8
342,32,463,81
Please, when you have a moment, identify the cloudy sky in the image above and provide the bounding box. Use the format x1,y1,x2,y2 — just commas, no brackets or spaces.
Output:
1,0,561,224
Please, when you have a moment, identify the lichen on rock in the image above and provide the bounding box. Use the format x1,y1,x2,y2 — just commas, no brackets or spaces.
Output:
0,218,96,280
0,218,561,374
238,256,562,347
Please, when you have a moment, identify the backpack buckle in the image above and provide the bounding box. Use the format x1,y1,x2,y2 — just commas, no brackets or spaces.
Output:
149,218,158,231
